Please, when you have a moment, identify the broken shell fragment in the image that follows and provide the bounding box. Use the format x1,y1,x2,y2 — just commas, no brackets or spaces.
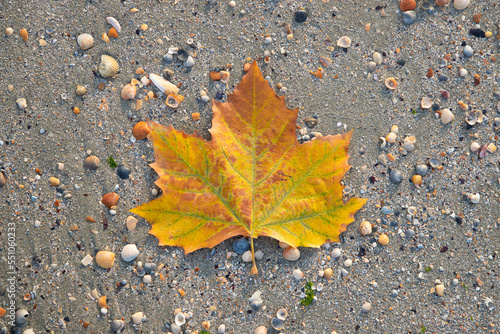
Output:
111,320,125,332
76,85,87,96
16,98,27,109
310,67,324,79
132,121,150,140
97,296,108,308
166,94,185,108
379,137,387,149
386,132,397,143
465,109,483,126
149,73,179,95
106,17,121,33
121,83,137,100
304,118,318,128
359,220,372,235
337,36,351,48
468,193,480,204
486,143,497,153
209,71,222,81
384,77,397,90
96,251,115,269
99,55,120,78
421,97,432,109
319,57,332,67
220,70,230,84
77,33,94,50
108,27,118,38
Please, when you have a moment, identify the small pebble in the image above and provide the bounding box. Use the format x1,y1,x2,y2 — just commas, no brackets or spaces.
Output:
415,164,428,176
372,52,382,65
367,61,377,72
254,250,264,261
242,250,253,262
463,45,473,57
83,155,100,170
254,326,267,334
389,169,403,183
361,302,371,313
331,248,341,259
378,234,389,245
5,27,13,36
16,98,27,109
403,11,416,25
436,284,445,296
81,254,93,266
184,56,195,67
228,1,236,8
292,268,304,280
126,216,138,231
218,324,226,333
294,9,308,22
344,259,352,267
143,274,152,284
232,237,250,254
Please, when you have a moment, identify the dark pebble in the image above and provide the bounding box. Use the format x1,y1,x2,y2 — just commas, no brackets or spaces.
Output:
232,237,250,255
415,164,428,176
438,75,448,82
176,49,189,62
469,28,486,38
117,166,131,179
441,90,449,100
405,229,415,238
396,59,406,66
144,262,157,273
9,328,22,334
294,10,308,22
56,184,66,193
432,103,440,111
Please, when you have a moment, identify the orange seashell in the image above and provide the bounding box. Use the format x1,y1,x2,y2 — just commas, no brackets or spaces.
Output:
209,71,222,81
220,71,230,84
191,112,200,121
264,56,270,64
166,94,184,108
20,28,28,42
102,192,119,208
0,307,5,317
97,296,108,308
385,77,397,90
132,121,150,140
435,0,449,6
310,67,324,79
399,0,416,11
72,106,80,114
102,32,110,43
108,27,118,38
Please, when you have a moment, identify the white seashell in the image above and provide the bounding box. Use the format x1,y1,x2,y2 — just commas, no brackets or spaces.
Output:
254,326,267,334
276,308,288,321
436,284,445,296
359,220,372,235
149,73,179,95
421,97,432,109
468,193,480,204
131,312,144,325
99,55,119,78
391,125,399,134
453,0,470,10
106,17,121,33
470,141,480,152
386,132,397,143
283,247,300,261
77,33,94,50
175,312,186,326
121,244,139,262
459,68,468,77
379,137,387,149
292,268,304,280
16,98,27,109
337,36,351,48
121,83,137,100
111,319,126,332
440,108,454,124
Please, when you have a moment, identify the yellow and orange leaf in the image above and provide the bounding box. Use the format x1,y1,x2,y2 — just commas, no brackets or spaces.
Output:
131,61,366,273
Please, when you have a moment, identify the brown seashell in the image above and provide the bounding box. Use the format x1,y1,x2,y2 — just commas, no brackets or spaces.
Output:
108,27,118,38
0,172,6,187
399,0,416,11
20,28,28,42
102,192,119,208
384,77,397,90
97,295,108,308
220,71,230,84
310,67,324,79
121,83,137,100
209,71,222,81
166,94,185,109
264,56,270,64
132,121,150,140
95,251,115,269
435,0,449,6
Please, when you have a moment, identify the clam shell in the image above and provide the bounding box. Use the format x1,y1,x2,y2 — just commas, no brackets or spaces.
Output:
77,33,94,50
220,70,230,84
121,83,137,100
421,97,432,109
453,0,470,10
102,192,119,208
111,319,125,332
470,141,480,152
106,17,121,33
385,77,397,90
337,36,351,48
276,308,288,321
96,251,115,269
20,28,28,42
149,73,179,95
283,247,300,261
99,55,119,78
440,108,454,124
121,244,140,262
131,312,144,325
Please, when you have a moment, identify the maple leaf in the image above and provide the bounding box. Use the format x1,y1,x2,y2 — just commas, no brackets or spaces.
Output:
131,61,366,274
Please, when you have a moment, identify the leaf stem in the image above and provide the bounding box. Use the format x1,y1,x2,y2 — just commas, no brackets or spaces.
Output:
250,234,258,275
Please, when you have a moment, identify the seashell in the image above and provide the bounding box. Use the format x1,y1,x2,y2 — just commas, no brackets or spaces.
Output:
177,49,189,62
5,27,13,36
283,247,300,261
202,321,211,330
254,326,267,334
132,121,150,140
470,141,480,152
111,319,125,332
84,155,100,170
102,192,119,208
20,28,28,42
165,94,184,108
15,309,29,325
131,312,144,325
220,70,230,84
96,251,115,269
149,73,179,95
272,317,285,330
278,241,290,249
276,308,288,321
421,97,432,109
378,234,389,245
76,85,87,96
108,27,118,38
319,56,332,67
140,24,148,31
102,33,110,43
121,244,140,262
121,83,137,100
310,67,323,79
465,109,483,126
184,56,195,67
97,296,108,308
453,0,470,10
436,284,445,296
16,98,27,109
77,33,94,50
304,118,318,128
404,135,416,144
243,63,251,72
391,125,398,133
359,220,372,235
440,108,454,124
106,17,121,33
99,55,119,78
399,0,416,11
264,56,271,64
458,100,468,110
436,0,449,6
384,77,397,90
386,132,397,144
487,143,497,153
468,193,480,204
379,137,387,149
175,312,186,326
210,71,222,81
336,36,351,48
162,68,173,80
412,174,422,185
